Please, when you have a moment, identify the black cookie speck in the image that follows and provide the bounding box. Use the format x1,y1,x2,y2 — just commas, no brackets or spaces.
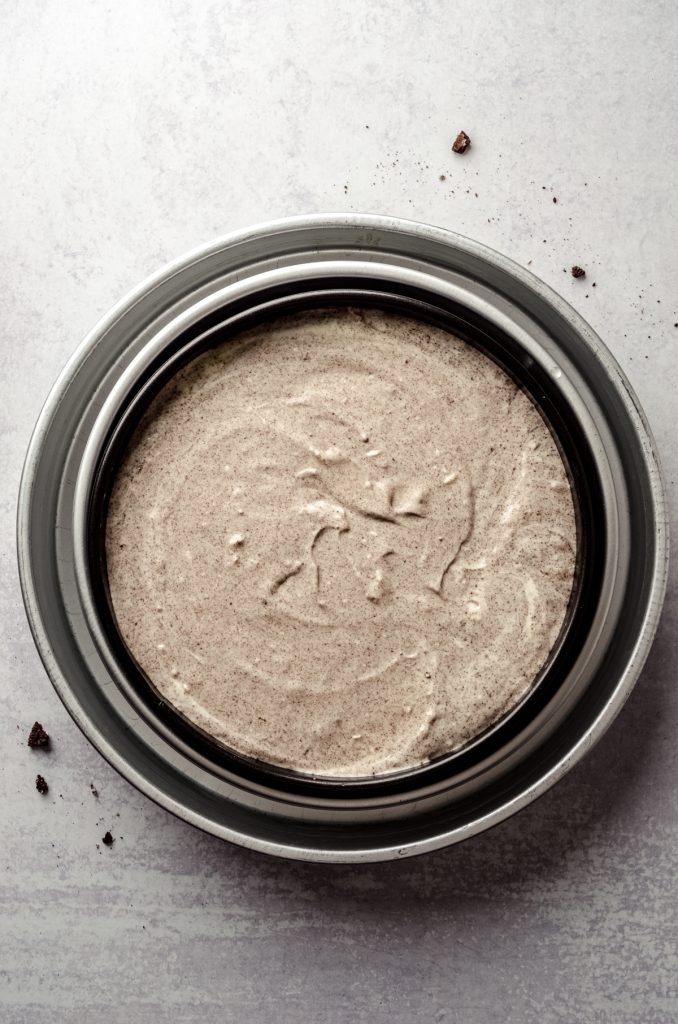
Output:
35,774,49,795
27,722,50,748
571,266,586,279
102,831,114,846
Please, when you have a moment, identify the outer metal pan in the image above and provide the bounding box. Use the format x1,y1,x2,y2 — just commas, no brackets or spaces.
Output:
17,215,669,862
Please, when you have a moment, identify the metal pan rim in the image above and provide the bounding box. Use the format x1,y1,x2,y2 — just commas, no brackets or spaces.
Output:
17,215,669,861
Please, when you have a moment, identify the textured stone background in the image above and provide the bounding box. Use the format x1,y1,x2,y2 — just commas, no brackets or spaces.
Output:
1,1,677,1021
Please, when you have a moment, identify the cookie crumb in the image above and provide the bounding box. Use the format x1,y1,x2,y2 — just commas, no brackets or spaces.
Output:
438,174,446,181
553,196,558,203
102,831,114,846
27,722,50,749
90,783,99,797
571,266,586,279
452,130,471,154
35,774,49,795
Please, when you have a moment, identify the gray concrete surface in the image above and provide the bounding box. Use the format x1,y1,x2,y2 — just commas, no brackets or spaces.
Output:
1,1,677,1021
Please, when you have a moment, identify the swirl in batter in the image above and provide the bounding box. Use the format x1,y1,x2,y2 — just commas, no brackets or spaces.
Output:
106,309,577,776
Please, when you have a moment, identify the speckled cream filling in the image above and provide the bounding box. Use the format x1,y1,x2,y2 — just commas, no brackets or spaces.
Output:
106,308,576,776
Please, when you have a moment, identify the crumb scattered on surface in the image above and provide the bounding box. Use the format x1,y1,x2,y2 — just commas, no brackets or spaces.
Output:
90,783,99,797
571,266,586,279
438,174,446,181
452,130,471,154
35,774,48,795
102,831,114,846
553,196,558,203
27,722,50,749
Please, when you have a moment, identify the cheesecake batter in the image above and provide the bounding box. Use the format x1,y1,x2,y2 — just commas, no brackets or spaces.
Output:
106,308,577,776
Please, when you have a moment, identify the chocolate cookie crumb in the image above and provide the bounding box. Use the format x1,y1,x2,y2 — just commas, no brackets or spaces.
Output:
553,197,558,203
439,174,446,181
35,774,49,794
27,722,50,748
102,831,114,846
452,130,471,154
571,266,586,279
90,784,99,797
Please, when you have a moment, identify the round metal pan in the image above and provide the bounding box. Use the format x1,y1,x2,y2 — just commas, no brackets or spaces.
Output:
17,215,669,862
